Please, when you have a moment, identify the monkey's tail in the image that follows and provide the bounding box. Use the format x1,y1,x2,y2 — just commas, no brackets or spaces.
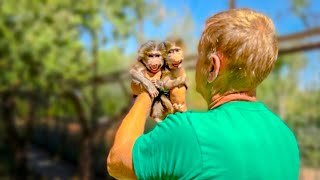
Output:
161,95,174,114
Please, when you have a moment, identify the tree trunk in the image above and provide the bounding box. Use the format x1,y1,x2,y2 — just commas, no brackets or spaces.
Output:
77,29,100,180
63,90,93,179
0,92,28,179
26,96,37,142
90,30,101,125
229,0,236,9
79,134,93,180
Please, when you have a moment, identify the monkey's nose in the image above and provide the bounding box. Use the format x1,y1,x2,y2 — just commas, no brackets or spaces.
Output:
172,60,182,68
151,64,159,69
175,60,182,64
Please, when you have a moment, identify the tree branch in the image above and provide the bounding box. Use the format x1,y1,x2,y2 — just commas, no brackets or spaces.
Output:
278,27,320,42
279,41,320,55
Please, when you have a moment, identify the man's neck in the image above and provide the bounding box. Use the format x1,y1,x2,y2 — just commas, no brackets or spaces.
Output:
209,90,257,109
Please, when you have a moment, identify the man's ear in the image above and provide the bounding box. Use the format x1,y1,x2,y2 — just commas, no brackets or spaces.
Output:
207,53,221,83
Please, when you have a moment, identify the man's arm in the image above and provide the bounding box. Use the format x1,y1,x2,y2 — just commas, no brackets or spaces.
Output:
107,92,152,179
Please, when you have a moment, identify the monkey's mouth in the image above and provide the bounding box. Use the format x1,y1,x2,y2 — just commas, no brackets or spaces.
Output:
149,65,161,73
171,61,182,68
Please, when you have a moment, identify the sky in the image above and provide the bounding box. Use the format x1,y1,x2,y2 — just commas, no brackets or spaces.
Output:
82,0,320,89
141,0,320,89
140,0,316,43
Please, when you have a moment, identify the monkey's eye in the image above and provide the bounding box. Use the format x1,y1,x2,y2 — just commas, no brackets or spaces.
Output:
155,54,160,58
148,54,154,58
168,50,173,54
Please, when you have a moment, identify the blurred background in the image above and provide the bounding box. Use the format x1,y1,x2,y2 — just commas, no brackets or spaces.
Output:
0,0,319,179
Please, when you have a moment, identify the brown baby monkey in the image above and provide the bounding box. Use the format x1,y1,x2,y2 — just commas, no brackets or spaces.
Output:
130,40,173,122
155,40,188,113
130,40,164,98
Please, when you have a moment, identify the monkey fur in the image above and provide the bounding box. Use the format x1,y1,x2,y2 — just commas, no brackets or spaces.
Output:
130,41,173,122
155,40,188,113
130,40,164,98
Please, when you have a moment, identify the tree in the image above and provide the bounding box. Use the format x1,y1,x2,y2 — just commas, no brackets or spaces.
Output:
0,0,163,178
258,52,320,167
0,1,89,177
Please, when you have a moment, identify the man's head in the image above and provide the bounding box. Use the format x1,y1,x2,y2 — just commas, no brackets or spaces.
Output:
195,8,278,104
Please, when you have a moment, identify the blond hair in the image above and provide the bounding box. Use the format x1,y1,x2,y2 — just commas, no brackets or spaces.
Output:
199,8,278,92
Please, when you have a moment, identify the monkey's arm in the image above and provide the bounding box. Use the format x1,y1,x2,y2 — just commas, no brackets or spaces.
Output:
107,92,152,179
130,64,158,96
163,72,187,90
130,69,153,88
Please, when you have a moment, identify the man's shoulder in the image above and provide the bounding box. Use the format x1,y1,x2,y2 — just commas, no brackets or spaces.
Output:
165,109,218,120
156,110,221,139
138,111,208,151
170,109,223,126
136,111,205,150
153,111,196,136
133,111,204,179
159,110,216,129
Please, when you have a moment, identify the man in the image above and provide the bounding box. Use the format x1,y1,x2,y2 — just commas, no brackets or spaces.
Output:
107,8,300,180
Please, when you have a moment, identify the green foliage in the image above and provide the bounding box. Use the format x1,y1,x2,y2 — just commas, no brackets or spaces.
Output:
290,0,319,27
0,0,162,176
0,0,90,94
0,0,158,113
99,83,130,116
258,53,320,167
98,48,130,74
185,71,207,110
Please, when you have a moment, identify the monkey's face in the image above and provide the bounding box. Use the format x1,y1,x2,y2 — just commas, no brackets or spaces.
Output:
143,50,164,73
165,46,183,69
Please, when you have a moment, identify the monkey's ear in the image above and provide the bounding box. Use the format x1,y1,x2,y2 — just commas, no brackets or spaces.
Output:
137,50,144,62
207,53,221,83
137,40,154,61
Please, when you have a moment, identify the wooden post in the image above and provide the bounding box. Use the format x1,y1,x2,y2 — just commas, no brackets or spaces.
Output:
229,0,236,9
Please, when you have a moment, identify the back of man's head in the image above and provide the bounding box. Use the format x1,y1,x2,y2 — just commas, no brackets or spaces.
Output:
198,8,278,93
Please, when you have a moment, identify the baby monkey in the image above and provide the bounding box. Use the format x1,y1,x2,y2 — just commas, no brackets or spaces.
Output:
130,40,164,98
130,41,172,122
155,40,187,113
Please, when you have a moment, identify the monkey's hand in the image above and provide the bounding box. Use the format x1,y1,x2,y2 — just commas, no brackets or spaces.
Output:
163,80,174,90
145,83,159,98
152,80,164,90
130,68,159,98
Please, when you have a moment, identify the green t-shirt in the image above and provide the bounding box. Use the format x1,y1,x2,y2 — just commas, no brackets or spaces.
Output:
132,101,300,180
